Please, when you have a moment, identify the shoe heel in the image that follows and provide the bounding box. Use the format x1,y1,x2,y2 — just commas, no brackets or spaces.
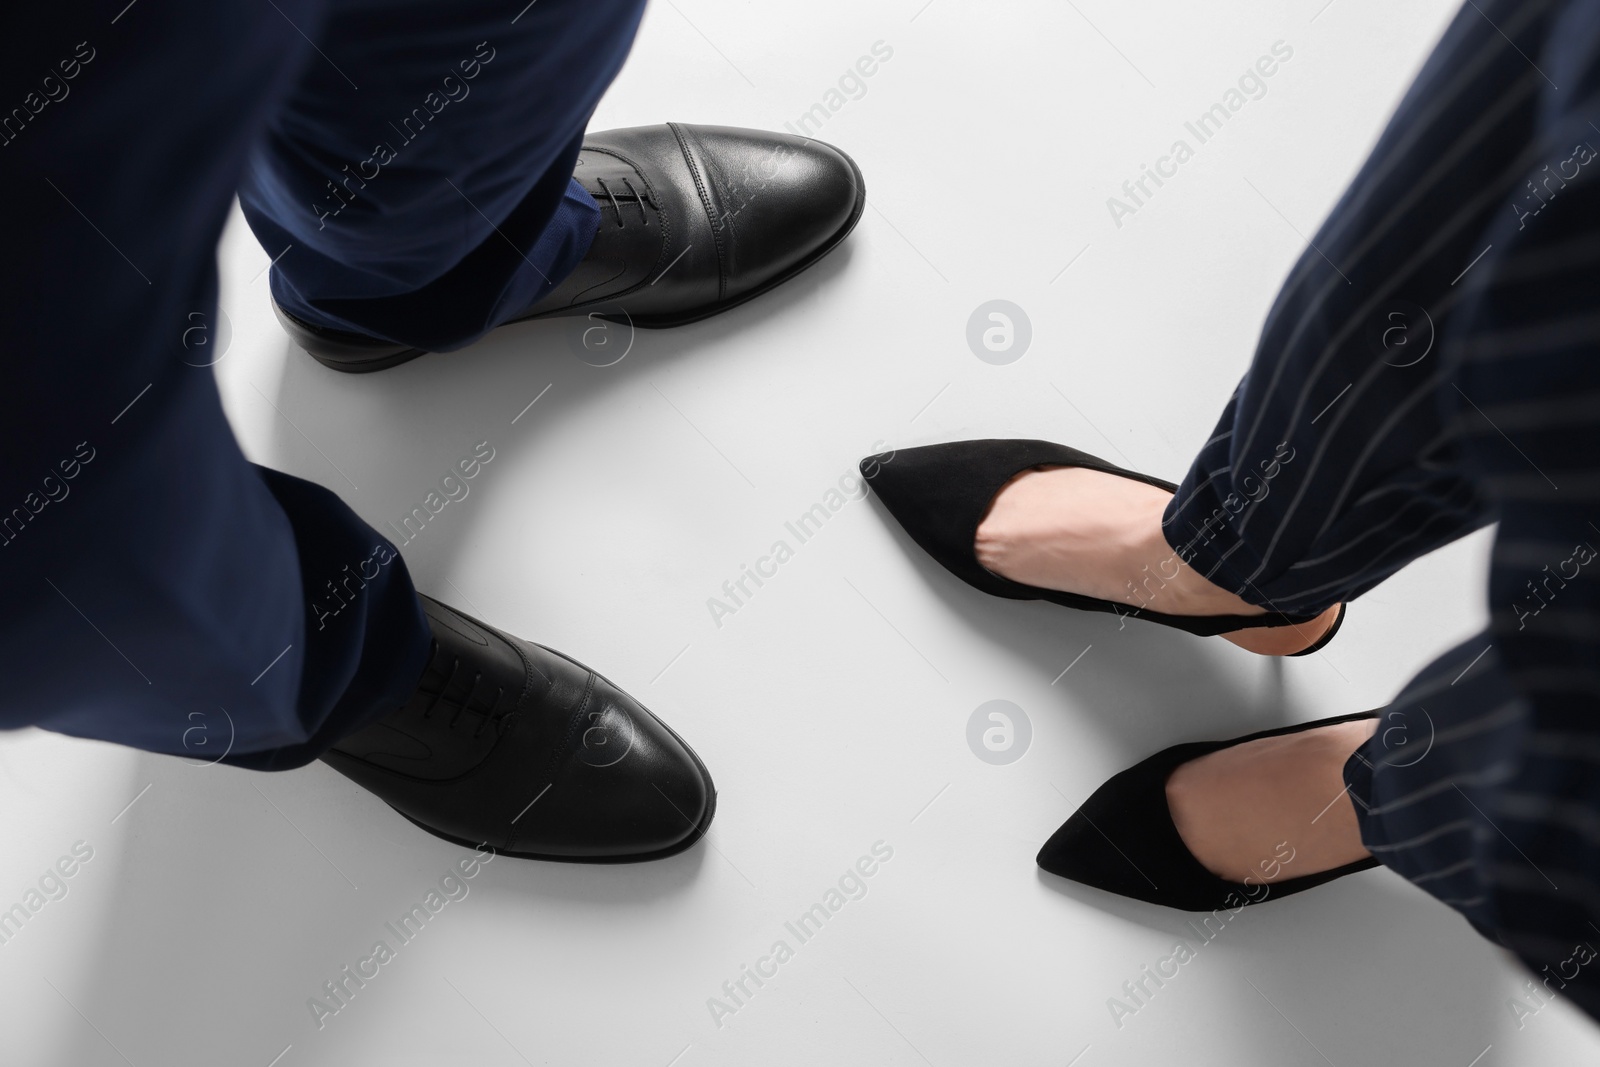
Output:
272,300,423,373
1287,602,1347,657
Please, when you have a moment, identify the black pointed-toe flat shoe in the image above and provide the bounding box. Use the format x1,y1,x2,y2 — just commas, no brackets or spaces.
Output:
858,439,1344,655
320,595,715,862
1037,711,1381,911
277,122,866,372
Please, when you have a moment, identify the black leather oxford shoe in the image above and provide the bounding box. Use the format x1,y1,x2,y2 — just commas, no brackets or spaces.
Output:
321,595,715,862
278,122,865,372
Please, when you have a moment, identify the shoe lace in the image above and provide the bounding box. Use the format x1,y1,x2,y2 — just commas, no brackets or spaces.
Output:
595,176,651,227
416,642,510,739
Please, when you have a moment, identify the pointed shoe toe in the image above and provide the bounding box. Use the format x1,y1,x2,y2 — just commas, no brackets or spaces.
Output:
1037,756,1234,913
858,439,1123,601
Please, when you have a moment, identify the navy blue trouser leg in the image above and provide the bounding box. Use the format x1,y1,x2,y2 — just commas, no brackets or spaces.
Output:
1164,0,1600,1019
241,0,646,352
1,0,641,769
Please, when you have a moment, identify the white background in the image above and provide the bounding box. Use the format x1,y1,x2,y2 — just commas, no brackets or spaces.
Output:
5,0,1598,1064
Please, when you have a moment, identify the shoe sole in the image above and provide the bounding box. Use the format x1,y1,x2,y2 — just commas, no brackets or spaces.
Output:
293,145,867,373
383,711,719,864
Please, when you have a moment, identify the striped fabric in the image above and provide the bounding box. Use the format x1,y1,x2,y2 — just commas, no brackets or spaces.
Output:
1163,0,1600,1018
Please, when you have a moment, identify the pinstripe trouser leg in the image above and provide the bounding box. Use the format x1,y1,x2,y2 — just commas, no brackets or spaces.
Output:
1164,0,1600,1018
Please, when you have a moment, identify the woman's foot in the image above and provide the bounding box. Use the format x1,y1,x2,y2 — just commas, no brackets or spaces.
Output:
973,465,1341,655
1164,717,1378,883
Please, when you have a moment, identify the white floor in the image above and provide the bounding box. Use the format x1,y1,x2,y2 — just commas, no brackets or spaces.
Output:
4,0,1597,1063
